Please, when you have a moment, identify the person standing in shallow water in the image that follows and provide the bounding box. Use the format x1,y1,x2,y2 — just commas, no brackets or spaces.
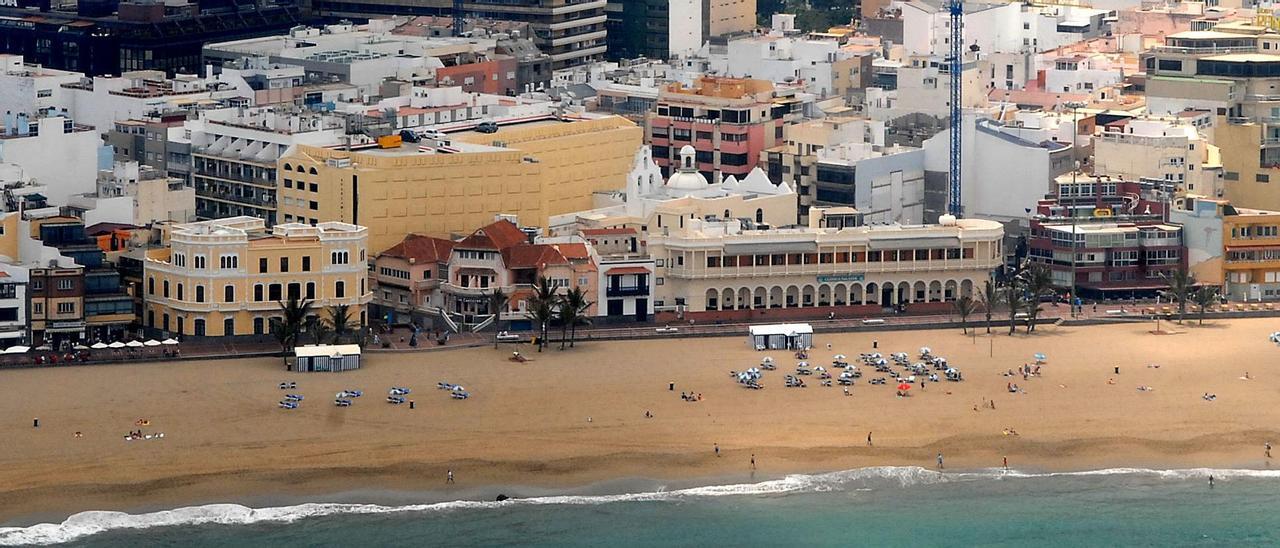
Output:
936,452,944,469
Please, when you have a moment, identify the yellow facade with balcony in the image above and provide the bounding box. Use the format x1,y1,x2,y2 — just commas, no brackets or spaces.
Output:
143,216,371,337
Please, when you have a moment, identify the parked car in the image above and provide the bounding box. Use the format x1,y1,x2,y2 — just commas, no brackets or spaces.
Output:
476,121,499,133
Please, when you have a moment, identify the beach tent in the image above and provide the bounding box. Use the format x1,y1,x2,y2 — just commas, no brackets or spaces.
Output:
748,324,814,350
293,344,362,372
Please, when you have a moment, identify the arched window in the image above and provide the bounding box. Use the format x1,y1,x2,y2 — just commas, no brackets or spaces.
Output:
177,283,184,301
283,163,292,171
755,208,764,223
163,280,170,298
335,280,346,298
723,209,730,220
195,285,205,303
148,277,155,295
224,285,234,303
308,167,317,175
683,155,692,169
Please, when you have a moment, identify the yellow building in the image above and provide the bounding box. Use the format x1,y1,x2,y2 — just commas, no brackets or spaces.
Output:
277,116,643,252
1218,116,1280,210
143,216,371,337
1222,206,1280,300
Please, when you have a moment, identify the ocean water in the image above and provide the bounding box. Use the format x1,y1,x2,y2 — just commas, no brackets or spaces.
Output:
4,467,1280,547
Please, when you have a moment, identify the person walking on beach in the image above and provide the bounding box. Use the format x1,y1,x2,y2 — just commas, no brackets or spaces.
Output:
751,454,756,470
936,452,944,470
1003,456,1008,470
714,443,720,457
867,432,873,447
447,469,454,484
1267,442,1272,459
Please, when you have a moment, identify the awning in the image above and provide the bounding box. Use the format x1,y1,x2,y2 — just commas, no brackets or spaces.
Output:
867,237,961,250
607,266,650,275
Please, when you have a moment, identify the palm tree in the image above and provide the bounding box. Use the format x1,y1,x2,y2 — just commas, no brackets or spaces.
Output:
1003,282,1025,336
488,289,509,350
1018,262,1054,333
977,279,1002,334
1190,285,1220,325
526,276,557,352
274,296,313,354
324,304,359,344
306,316,333,346
559,286,593,348
1161,267,1195,324
952,294,976,335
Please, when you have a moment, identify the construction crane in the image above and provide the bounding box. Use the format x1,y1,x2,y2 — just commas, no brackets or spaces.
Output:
946,0,963,218
453,0,465,37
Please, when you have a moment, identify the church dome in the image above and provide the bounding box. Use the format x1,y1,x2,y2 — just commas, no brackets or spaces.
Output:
666,145,708,190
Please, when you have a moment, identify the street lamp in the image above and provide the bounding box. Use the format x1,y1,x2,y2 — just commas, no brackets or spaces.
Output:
1063,100,1088,317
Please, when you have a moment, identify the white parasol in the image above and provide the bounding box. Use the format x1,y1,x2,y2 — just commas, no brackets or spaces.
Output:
144,339,162,347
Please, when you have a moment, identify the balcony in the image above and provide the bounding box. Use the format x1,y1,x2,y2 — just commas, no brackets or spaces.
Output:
441,282,505,297
606,285,649,297
663,258,1001,279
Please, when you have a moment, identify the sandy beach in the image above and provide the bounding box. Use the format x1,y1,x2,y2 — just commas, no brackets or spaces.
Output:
2,316,1279,524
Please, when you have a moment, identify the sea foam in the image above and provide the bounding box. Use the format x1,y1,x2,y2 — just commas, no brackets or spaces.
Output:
2,466,1277,545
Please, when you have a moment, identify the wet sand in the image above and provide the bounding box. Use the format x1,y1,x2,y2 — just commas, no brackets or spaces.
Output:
2,316,1279,523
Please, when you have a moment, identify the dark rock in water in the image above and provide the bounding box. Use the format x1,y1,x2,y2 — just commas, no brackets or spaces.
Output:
496,494,510,501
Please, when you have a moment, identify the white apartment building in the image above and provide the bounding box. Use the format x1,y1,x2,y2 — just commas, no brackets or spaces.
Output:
1093,116,1223,197
896,0,1112,59
0,115,104,205
0,262,29,345
0,55,83,118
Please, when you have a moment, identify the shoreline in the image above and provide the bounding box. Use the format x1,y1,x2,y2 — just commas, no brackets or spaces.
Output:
3,318,1280,527
4,431,1278,527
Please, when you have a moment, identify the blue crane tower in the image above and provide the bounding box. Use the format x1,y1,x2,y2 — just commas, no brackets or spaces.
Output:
947,0,963,218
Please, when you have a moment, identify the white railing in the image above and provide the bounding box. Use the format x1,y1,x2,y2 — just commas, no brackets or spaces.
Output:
471,315,495,333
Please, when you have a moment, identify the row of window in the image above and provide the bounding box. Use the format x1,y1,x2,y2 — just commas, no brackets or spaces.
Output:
1233,225,1280,239
696,248,974,269
29,279,75,291
283,179,320,192
148,278,360,302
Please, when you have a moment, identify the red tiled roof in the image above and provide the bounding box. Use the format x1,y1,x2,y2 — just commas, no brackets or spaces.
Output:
606,266,650,275
503,244,567,269
456,219,529,250
552,242,591,260
581,227,636,236
380,233,455,262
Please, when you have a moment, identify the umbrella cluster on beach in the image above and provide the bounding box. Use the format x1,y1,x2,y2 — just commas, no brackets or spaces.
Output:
735,345,962,395
438,382,469,399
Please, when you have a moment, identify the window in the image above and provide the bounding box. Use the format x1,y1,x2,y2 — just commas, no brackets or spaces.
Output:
33,303,42,315
195,285,205,303
173,253,186,267
1225,171,1240,181
163,280,170,298
194,255,206,269
254,317,264,335
254,284,264,301
1259,174,1271,183
148,277,155,295
310,201,319,210
309,183,318,193
331,250,350,265
306,282,315,299
268,284,282,301
280,257,289,273
335,280,346,298
224,318,235,336
57,302,75,314
220,255,239,269
224,285,235,303
302,256,311,272
177,283,184,301
259,258,268,273
194,319,206,336
57,279,73,290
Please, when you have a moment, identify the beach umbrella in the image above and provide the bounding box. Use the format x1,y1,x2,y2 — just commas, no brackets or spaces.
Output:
797,361,809,367
1034,353,1047,363
108,342,126,349
162,338,179,345
897,383,912,391
35,345,52,351
126,340,144,348
3,345,29,354
90,342,109,349
761,357,774,365
815,366,826,372
920,347,931,354
72,344,89,350
833,354,847,360
144,339,162,347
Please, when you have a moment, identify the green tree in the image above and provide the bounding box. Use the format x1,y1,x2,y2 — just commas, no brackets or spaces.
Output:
1190,285,1220,325
324,304,360,344
977,279,1002,334
306,316,332,346
557,286,593,349
1161,267,1195,324
273,296,313,356
1003,282,1025,336
1018,262,1054,333
488,289,510,350
526,276,557,352
953,294,976,335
